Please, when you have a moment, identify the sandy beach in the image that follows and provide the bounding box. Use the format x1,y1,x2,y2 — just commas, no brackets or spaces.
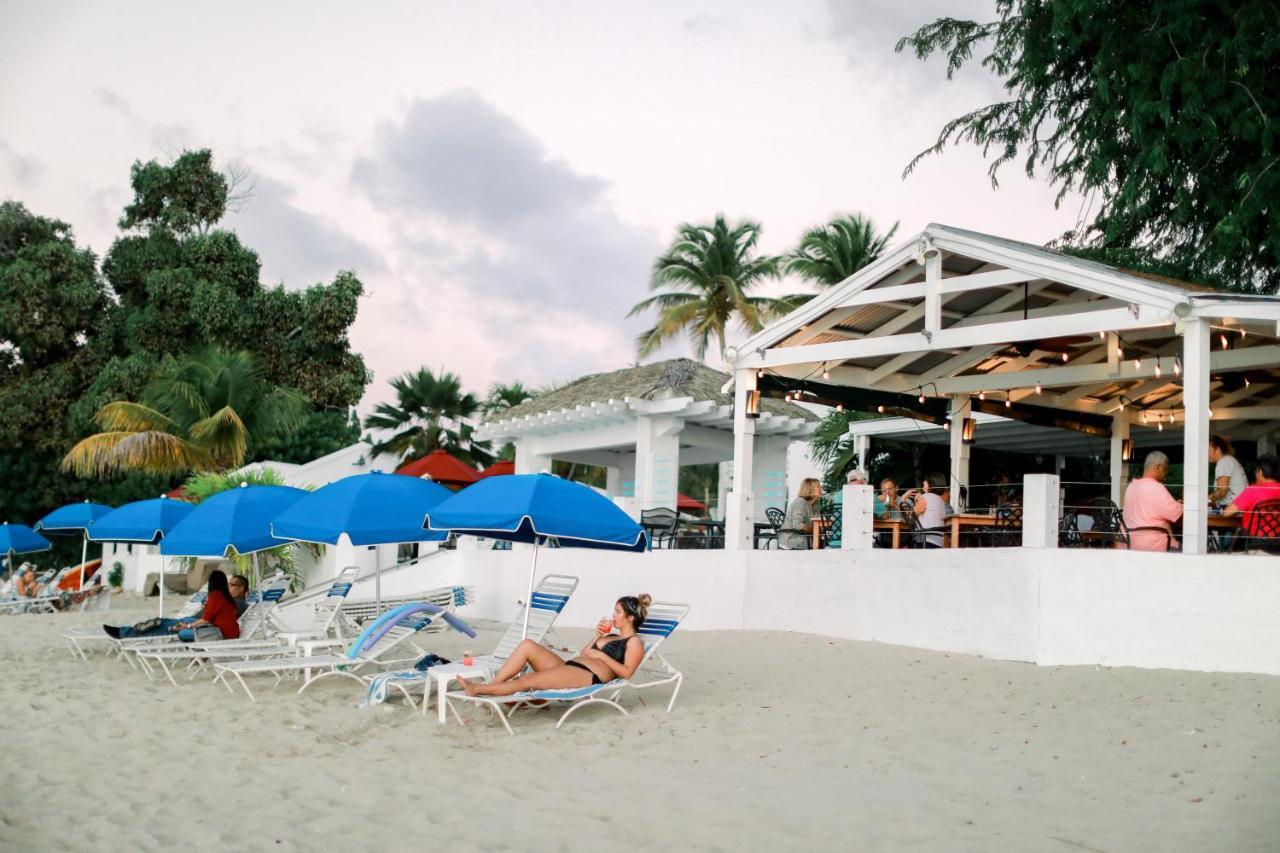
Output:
2,600,1278,853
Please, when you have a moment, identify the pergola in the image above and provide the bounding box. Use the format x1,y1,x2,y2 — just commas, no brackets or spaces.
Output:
476,359,815,518
723,224,1280,555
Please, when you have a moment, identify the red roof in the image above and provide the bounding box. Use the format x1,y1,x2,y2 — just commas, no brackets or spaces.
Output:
395,449,481,486
479,460,514,478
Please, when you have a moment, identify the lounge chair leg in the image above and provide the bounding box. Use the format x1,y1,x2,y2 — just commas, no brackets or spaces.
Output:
555,698,628,729
666,674,683,712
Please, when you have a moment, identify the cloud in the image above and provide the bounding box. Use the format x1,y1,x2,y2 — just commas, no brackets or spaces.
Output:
0,141,45,189
94,87,194,155
351,90,659,319
225,175,385,288
683,13,729,35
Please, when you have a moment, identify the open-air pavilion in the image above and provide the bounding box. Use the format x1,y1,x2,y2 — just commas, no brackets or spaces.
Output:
722,223,1280,555
475,359,815,521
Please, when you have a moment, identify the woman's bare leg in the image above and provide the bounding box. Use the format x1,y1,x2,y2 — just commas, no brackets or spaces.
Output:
485,639,564,684
465,663,594,697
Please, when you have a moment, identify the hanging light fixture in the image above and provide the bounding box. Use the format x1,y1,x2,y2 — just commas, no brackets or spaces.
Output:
918,391,926,404
1174,358,1182,376
962,417,977,445
1004,396,1012,409
1158,422,1164,431
979,390,986,401
877,405,885,414
745,389,761,419
1122,439,1134,462
1035,383,1042,395
822,364,831,380
1220,334,1229,350
1155,363,1162,377
1061,352,1069,362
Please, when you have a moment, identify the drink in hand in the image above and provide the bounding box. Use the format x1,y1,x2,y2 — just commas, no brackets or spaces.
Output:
598,617,614,635
461,650,474,666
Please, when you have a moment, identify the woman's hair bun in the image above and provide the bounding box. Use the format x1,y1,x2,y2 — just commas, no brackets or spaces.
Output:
637,593,652,607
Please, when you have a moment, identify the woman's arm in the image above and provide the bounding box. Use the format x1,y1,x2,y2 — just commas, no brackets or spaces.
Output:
1210,475,1230,503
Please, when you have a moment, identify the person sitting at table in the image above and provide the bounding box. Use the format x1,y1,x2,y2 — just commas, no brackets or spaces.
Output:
779,478,823,549
1221,454,1280,542
1208,435,1248,509
878,479,898,519
458,594,651,697
903,473,948,548
1122,451,1183,552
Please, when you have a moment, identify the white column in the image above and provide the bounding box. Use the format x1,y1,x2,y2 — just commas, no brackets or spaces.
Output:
752,435,790,519
1021,474,1060,548
724,368,758,551
1182,317,1212,555
841,483,875,550
948,396,970,510
1109,412,1131,505
853,433,871,472
715,460,732,521
513,440,552,475
923,246,942,337
634,415,681,512
605,465,622,497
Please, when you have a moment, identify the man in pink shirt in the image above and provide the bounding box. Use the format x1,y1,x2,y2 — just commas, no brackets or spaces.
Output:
1123,451,1183,551
1222,454,1280,538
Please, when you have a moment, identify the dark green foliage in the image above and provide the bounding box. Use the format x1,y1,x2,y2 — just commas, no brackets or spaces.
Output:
629,215,792,359
364,367,493,467
783,214,898,306
0,149,371,562
898,1,1280,291
108,561,124,588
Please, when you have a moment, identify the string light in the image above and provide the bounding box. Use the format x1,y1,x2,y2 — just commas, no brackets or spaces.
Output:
1220,334,1229,350
877,405,885,414
1245,377,1251,388
1035,383,1042,395
1158,422,1163,431
822,365,831,380
1004,397,1012,409
1208,408,1215,418
1061,352,1069,362
1115,345,1124,357
979,391,986,401
1174,359,1182,376
943,421,951,431
1155,363,1162,377
1133,357,1141,369
1141,411,1148,424
836,403,844,412
918,392,927,404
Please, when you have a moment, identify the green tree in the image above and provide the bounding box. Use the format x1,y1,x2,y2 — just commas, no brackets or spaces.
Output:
62,348,310,477
364,368,493,466
783,214,897,305
897,1,1280,291
482,381,537,462
629,214,790,360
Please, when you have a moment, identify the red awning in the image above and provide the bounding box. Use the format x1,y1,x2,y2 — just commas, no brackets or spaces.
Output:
479,460,514,478
677,492,707,513
395,449,481,486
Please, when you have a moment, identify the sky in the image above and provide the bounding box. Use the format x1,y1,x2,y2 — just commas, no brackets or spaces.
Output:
1,0,1084,416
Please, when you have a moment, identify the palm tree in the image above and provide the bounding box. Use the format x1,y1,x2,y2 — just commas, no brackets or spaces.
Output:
363,367,493,466
62,349,310,478
783,214,898,306
629,214,791,361
482,381,536,417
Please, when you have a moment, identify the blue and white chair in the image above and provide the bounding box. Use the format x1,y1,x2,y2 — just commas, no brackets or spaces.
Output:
361,574,579,709
444,600,689,734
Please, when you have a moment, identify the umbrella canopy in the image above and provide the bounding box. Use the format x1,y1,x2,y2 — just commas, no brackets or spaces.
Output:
160,483,307,557
272,471,451,546
478,460,514,478
676,492,707,514
0,523,53,559
424,473,645,639
88,496,196,544
423,473,647,551
36,501,114,533
395,449,481,487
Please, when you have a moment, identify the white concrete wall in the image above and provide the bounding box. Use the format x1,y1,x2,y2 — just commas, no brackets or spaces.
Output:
346,545,1280,676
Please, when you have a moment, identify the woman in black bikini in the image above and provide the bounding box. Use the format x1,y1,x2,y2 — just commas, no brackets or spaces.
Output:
458,594,652,697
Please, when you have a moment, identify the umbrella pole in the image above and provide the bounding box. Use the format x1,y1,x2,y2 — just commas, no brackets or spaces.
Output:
158,554,165,618
79,533,88,592
375,547,381,617
521,540,539,640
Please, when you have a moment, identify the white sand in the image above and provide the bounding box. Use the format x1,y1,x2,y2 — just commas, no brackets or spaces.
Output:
2,600,1279,852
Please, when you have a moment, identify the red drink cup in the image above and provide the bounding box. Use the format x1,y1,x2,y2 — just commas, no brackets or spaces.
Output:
462,650,474,666
598,618,614,635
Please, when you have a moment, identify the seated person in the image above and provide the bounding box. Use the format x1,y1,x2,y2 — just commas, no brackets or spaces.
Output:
1123,451,1183,551
458,595,652,697
105,571,248,640
878,479,898,519
1222,454,1280,539
15,566,39,597
779,478,823,550
902,473,948,548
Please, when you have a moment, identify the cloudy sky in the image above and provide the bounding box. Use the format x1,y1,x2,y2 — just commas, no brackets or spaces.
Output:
1,0,1081,412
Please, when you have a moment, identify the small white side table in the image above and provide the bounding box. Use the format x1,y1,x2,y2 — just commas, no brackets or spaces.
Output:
425,662,492,724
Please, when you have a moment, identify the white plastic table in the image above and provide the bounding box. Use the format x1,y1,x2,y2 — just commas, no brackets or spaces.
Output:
425,662,492,724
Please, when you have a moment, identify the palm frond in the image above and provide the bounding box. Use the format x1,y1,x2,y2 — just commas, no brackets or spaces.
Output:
61,431,210,478
94,402,183,435
188,405,249,468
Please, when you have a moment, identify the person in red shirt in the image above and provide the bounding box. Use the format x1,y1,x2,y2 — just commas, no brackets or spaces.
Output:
1222,454,1280,537
172,569,241,641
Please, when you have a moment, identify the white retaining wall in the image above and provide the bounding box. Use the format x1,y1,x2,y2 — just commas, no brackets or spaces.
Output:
337,545,1280,677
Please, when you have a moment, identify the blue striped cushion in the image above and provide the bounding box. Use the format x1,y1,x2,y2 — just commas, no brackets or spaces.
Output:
525,679,623,701
452,586,467,606
262,588,286,602
638,618,678,637
530,592,568,612
327,583,352,598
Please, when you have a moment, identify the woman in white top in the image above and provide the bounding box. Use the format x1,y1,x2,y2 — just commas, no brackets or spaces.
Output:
1208,435,1248,507
903,473,949,548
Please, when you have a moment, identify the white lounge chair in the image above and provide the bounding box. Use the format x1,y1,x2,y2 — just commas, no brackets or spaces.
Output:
63,583,211,661
359,574,579,710
443,600,689,735
0,565,75,614
212,602,472,702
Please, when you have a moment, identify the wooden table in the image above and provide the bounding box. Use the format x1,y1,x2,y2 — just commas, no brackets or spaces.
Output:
873,518,908,549
945,513,1005,548
1207,514,1243,530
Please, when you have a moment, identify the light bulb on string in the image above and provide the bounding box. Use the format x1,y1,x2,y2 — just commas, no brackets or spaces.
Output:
1061,352,1069,362
1174,360,1182,376
836,403,844,412
877,405,885,414
1035,383,1042,395
1158,422,1163,431
822,366,831,380
918,393,926,404
979,391,986,401
1133,357,1141,370
1155,363,1162,377
1004,397,1012,409
1220,334,1229,350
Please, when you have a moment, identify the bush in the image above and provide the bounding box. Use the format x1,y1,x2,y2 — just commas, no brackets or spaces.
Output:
108,561,124,589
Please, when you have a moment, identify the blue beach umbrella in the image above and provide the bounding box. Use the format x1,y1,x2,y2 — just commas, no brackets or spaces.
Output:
160,483,307,560
424,473,647,638
271,471,451,613
37,501,114,591
89,495,197,616
0,523,52,578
